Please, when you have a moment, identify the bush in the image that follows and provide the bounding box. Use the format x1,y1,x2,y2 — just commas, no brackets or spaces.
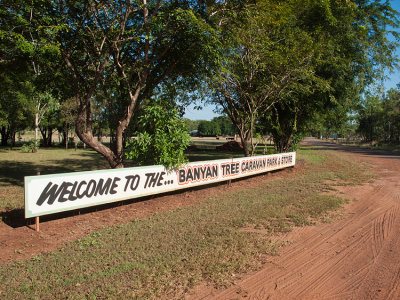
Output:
125,103,191,168
21,138,40,153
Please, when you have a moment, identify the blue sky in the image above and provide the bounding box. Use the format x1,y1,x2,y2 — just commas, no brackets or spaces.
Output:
384,0,400,91
184,1,400,121
183,102,219,121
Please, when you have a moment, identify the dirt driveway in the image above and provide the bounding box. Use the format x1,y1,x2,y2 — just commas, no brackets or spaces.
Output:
190,139,400,299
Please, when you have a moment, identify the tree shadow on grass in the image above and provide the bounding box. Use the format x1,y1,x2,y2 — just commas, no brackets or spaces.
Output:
47,150,110,171
0,161,43,187
186,150,244,162
0,152,110,188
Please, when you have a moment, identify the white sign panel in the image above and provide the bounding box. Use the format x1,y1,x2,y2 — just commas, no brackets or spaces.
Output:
25,152,296,218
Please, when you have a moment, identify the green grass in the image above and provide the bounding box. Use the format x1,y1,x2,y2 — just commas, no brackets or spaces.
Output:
186,150,244,162
298,148,326,165
0,147,110,211
189,140,224,149
187,137,275,162
298,146,373,185
0,147,372,299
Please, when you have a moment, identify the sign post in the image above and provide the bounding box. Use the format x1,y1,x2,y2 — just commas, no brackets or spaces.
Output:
35,216,39,232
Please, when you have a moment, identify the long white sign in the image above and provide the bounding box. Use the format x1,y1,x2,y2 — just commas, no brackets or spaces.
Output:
25,152,296,218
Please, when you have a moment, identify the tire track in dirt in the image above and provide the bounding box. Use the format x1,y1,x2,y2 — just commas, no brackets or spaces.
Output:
189,141,400,300
371,207,396,260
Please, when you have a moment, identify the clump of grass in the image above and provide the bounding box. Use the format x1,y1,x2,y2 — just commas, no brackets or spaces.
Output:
298,148,326,165
0,148,372,299
298,148,373,185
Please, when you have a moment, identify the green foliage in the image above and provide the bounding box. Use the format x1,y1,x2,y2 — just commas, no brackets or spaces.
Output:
125,103,191,168
357,85,400,143
183,119,202,132
384,87,400,142
21,138,40,153
209,0,335,155
197,120,215,136
357,94,385,142
37,0,222,168
0,0,66,146
0,75,35,146
207,0,399,154
1,0,399,160
197,116,236,136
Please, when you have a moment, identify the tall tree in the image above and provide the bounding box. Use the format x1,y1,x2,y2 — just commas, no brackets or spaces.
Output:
1,0,63,147
249,0,399,152
357,85,400,143
209,0,325,156
197,116,235,136
0,0,33,145
35,0,220,168
383,86,400,142
357,93,385,141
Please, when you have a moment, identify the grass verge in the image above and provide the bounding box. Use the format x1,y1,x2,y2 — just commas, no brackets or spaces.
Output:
0,147,372,299
0,147,110,211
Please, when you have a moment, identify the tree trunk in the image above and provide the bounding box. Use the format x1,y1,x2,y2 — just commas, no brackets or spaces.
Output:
242,138,250,157
272,131,291,153
75,109,124,168
74,77,145,169
10,129,16,148
1,127,9,146
65,128,68,150
238,131,250,157
249,116,256,156
35,112,39,140
97,128,102,142
48,128,53,146
40,127,53,147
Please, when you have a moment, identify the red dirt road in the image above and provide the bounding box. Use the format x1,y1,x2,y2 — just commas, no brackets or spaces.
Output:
190,140,400,299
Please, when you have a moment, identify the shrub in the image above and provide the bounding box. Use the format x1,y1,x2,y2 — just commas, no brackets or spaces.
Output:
125,103,191,168
21,138,40,153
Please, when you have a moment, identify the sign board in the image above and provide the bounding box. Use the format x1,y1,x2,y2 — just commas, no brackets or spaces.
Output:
25,152,296,218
